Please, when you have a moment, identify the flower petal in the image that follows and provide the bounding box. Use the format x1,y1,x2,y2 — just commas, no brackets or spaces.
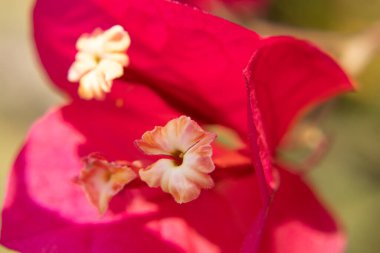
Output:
139,152,215,204
98,59,124,81
78,69,110,100
183,131,216,174
245,37,354,197
140,159,207,203
245,36,353,154
136,116,210,156
103,52,129,67
102,25,131,52
67,52,97,82
255,168,346,253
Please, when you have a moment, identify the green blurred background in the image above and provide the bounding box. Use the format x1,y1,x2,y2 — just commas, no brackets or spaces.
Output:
0,0,379,252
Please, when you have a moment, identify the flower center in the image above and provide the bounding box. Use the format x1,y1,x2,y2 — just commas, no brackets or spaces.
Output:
93,54,102,64
171,150,185,166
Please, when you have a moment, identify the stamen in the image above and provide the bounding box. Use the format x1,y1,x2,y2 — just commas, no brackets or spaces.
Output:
77,153,138,214
135,116,217,203
67,25,131,100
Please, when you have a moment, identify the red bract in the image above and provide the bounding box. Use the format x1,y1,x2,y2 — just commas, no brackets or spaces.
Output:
1,0,353,252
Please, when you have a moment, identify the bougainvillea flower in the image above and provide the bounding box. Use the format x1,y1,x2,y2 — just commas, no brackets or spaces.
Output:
136,116,216,203
67,25,131,100
1,0,353,253
77,153,138,214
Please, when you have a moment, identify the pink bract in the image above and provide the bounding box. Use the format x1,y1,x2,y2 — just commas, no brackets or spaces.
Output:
1,0,353,252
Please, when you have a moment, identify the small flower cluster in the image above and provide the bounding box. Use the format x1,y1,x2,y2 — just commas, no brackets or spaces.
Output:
78,115,217,213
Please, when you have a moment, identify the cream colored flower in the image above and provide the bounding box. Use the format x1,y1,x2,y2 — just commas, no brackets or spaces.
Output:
68,25,131,100
78,154,138,214
136,116,217,203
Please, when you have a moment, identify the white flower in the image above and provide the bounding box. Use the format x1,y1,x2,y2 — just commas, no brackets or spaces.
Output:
67,25,131,100
135,116,217,203
78,154,138,214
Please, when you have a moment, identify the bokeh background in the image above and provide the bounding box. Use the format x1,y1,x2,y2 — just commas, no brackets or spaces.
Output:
0,0,379,252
